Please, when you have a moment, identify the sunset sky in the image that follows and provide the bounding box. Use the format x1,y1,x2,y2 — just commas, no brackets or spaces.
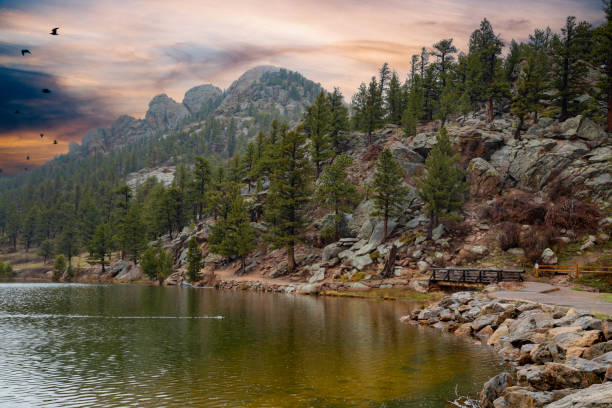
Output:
0,0,606,173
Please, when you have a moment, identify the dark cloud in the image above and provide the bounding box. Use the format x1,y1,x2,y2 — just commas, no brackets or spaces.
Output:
0,66,113,135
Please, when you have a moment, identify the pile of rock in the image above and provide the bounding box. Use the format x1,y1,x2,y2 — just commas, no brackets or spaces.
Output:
402,292,611,407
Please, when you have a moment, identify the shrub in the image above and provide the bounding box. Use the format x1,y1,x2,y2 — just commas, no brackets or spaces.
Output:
521,226,554,263
369,251,380,261
545,199,602,231
484,191,548,225
498,222,521,250
351,272,365,281
0,261,14,277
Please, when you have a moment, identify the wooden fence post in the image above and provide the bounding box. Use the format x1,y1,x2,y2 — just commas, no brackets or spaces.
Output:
575,264,579,280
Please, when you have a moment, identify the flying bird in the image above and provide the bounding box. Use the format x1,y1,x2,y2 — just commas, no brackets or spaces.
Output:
50,27,59,35
53,140,57,144
21,49,31,56
42,89,51,93
26,156,30,160
40,133,44,138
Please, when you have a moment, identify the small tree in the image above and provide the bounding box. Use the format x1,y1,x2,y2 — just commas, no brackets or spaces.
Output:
90,223,112,273
210,194,256,274
38,239,54,264
53,254,67,281
316,154,360,240
186,236,203,282
304,91,332,178
265,129,312,273
416,127,468,238
371,148,410,239
57,223,80,266
141,245,174,285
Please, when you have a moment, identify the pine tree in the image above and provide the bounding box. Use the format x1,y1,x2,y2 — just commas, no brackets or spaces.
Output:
90,223,112,273
327,88,349,154
511,50,549,138
141,244,174,284
352,77,384,144
210,194,256,274
416,127,468,238
57,221,80,265
304,91,332,177
119,205,145,263
316,154,360,240
193,156,211,219
265,129,312,273
386,71,404,124
431,38,457,86
371,148,409,239
53,255,66,281
593,2,612,131
469,18,504,122
437,81,459,125
186,236,203,282
552,16,593,120
38,239,54,264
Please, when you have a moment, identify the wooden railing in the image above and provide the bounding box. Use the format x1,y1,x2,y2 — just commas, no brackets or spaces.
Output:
535,264,612,279
430,267,525,284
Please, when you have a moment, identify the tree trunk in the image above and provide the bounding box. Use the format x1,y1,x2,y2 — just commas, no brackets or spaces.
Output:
381,245,398,279
487,98,494,122
199,202,203,219
608,82,612,132
241,256,246,275
287,246,295,273
533,111,539,124
427,215,436,240
383,215,388,241
515,116,523,140
101,257,105,274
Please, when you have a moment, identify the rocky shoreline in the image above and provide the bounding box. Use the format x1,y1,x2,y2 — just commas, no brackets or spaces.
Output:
402,291,612,407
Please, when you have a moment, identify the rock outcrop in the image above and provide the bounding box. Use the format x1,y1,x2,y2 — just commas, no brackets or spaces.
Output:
403,292,611,408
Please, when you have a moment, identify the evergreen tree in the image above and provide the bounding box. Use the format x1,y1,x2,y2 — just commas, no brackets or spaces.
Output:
386,71,404,124
511,50,549,138
89,223,112,273
141,244,174,284
416,127,468,238
352,77,384,144
594,1,612,131
304,91,332,177
431,38,457,86
552,16,593,120
193,156,211,219
56,221,80,265
371,148,409,239
437,81,459,125
118,205,145,263
327,88,350,154
265,129,312,273
469,18,504,122
316,154,360,240
186,236,203,282
53,254,66,281
38,239,54,264
210,194,256,274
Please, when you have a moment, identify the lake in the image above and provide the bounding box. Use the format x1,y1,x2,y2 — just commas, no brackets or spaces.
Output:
0,283,503,407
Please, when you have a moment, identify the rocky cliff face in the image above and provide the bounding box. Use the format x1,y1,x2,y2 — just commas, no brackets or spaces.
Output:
73,66,319,157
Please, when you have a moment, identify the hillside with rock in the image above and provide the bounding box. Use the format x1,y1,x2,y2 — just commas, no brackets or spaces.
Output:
87,110,609,291
70,66,321,159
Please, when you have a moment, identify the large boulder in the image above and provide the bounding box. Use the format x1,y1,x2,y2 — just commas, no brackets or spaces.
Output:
348,199,376,239
145,94,190,132
545,383,612,408
541,248,558,265
322,243,343,263
182,84,222,114
468,158,501,198
390,145,424,177
368,218,398,247
480,372,510,408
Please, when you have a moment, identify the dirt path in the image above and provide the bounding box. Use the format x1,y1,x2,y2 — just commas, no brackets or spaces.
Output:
489,282,612,316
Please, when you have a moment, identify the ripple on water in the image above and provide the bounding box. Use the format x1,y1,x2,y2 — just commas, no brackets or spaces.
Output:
0,283,503,407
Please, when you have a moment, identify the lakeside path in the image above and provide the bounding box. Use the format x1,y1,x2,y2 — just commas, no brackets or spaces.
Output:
489,282,612,316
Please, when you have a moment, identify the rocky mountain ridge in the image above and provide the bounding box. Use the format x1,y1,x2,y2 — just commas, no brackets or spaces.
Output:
71,65,322,157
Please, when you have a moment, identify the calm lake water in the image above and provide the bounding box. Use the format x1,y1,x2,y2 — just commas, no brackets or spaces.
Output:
0,283,503,407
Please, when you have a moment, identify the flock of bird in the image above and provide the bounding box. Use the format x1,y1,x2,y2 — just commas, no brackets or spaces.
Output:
7,27,61,174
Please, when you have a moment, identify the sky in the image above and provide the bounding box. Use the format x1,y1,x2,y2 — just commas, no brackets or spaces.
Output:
0,0,605,173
